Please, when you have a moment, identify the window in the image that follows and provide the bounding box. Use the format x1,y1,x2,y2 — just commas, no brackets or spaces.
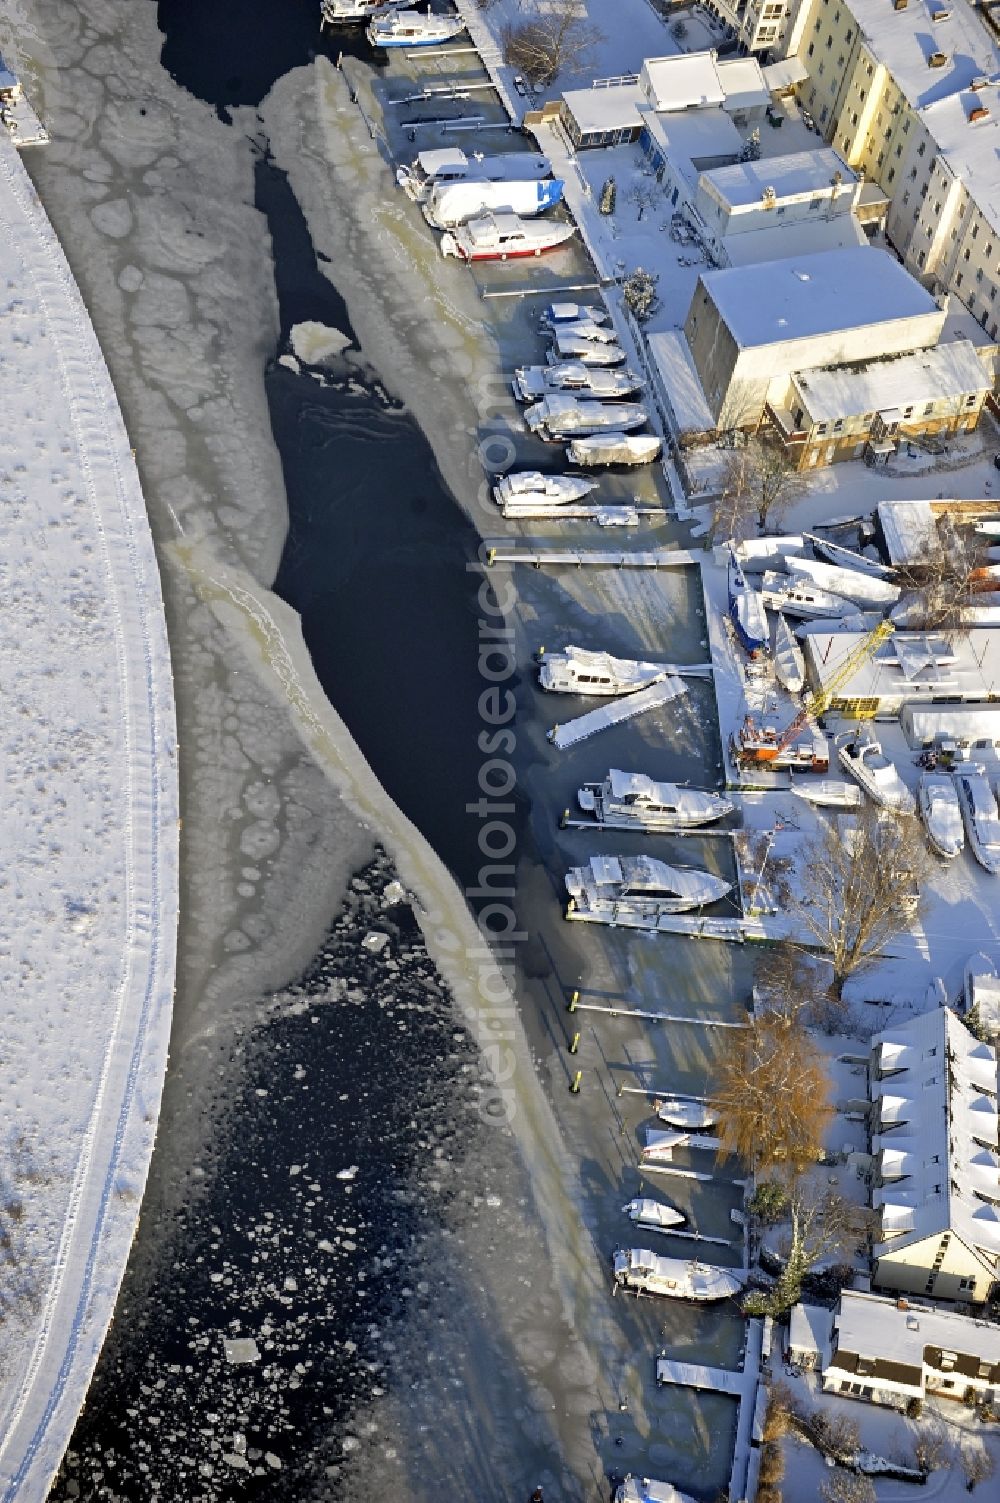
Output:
888,167,895,182
833,419,844,432
924,402,934,415
957,272,964,287
918,250,926,266
918,142,927,157
964,248,971,261
808,41,815,56
902,191,910,206
977,268,984,283
809,198,821,211
816,422,828,436
819,61,825,76
896,144,903,157
986,242,993,257
966,393,978,407
903,406,914,418
846,27,854,41
972,223,979,239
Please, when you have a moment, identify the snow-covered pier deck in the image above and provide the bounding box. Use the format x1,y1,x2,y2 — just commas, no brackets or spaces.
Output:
656,1316,764,1503
485,545,698,568
654,1358,744,1395
0,135,177,1497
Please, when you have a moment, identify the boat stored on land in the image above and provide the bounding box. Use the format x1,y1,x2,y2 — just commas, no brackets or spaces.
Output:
614,1478,699,1503
953,768,1000,874
806,533,891,578
512,362,644,402
623,1197,686,1231
657,1099,719,1130
772,613,805,693
576,769,734,830
759,572,853,619
423,177,564,228
540,301,608,327
440,211,575,262
367,6,465,45
918,773,965,859
790,778,862,809
396,147,552,202
525,394,648,440
837,730,915,813
567,433,662,466
612,1248,743,1301
548,330,625,365
728,550,768,655
565,855,732,919
786,555,900,607
538,646,671,695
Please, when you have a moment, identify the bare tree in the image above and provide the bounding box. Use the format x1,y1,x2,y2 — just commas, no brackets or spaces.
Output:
913,1419,952,1475
713,435,804,539
813,1408,861,1464
894,514,984,633
791,805,929,996
820,1474,875,1503
714,1014,833,1175
780,1183,874,1305
626,180,661,222
500,1,603,88
756,943,846,1027
961,1442,995,1492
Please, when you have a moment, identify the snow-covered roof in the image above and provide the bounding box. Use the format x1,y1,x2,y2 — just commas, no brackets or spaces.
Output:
721,213,867,266
415,147,468,173
643,106,743,185
805,628,1000,703
560,83,646,135
715,56,770,114
870,1008,1000,1268
791,340,990,424
877,498,939,566
700,148,855,209
847,0,999,115
646,328,716,435
901,702,1000,746
699,247,940,349
788,1301,832,1357
832,1288,1000,1371
641,52,726,111
762,56,809,92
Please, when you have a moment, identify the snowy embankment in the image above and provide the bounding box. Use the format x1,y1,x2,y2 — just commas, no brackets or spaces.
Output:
0,136,177,1498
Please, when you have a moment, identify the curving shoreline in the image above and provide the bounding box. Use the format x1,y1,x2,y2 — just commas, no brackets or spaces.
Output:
0,136,178,1498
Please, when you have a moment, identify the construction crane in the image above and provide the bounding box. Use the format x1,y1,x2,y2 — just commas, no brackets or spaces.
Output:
734,619,895,769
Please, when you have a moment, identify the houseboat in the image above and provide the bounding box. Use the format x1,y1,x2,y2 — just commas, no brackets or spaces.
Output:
548,330,626,366
759,572,853,620
540,301,608,327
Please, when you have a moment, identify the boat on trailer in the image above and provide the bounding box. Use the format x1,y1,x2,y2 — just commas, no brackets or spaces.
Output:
567,433,662,467
622,1197,686,1232
512,362,644,402
918,772,965,859
565,855,732,920
837,730,915,813
367,6,466,46
727,549,768,655
538,646,670,696
440,211,575,262
657,1099,719,1130
396,147,552,202
576,769,734,830
524,394,649,441
953,767,1000,874
612,1248,743,1301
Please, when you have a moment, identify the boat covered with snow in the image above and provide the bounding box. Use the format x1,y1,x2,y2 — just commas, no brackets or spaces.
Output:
786,555,900,607
806,533,891,578
367,6,465,45
567,433,662,467
727,549,768,655
614,1477,698,1503
577,769,734,830
953,768,1000,874
546,318,618,345
623,1198,685,1232
790,778,862,809
548,330,626,366
565,855,732,919
759,572,854,620
494,471,595,508
539,646,669,696
657,1099,719,1130
323,0,404,24
837,730,915,813
440,211,575,262
423,176,564,228
612,1248,743,1301
513,362,644,402
540,301,608,327
396,147,551,202
772,612,805,693
918,773,965,859
525,394,648,440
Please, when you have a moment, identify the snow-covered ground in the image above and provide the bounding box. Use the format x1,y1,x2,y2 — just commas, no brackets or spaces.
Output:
0,134,177,1497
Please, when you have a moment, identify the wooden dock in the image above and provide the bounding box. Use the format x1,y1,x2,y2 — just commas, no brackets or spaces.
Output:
485,546,698,568
548,676,687,751
655,1359,744,1395
559,814,735,837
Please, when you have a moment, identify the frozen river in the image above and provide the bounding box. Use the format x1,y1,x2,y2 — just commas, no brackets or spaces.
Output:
1,0,753,1497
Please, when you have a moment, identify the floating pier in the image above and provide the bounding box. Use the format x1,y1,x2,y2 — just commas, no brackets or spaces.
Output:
655,1360,745,1395
559,814,735,836
572,998,747,1028
485,546,698,568
565,908,749,941
548,677,688,750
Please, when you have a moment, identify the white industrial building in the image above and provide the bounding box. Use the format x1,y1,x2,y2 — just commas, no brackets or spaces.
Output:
804,629,1000,718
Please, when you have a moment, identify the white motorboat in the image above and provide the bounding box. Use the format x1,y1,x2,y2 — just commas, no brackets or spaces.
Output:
727,549,768,655
614,1477,698,1503
795,610,886,637
548,330,626,366
790,778,862,809
657,1099,719,1130
773,613,806,693
540,301,608,328
396,147,552,202
512,362,644,402
975,522,1000,537
367,6,465,46
806,533,891,578
612,1248,743,1301
953,768,1000,874
786,555,900,607
622,1197,686,1232
440,211,575,262
494,471,596,508
422,177,564,229
576,769,734,830
567,433,662,467
538,646,670,696
565,855,732,919
322,0,404,24
837,730,916,813
759,572,853,620
524,395,648,441
547,318,619,344
918,773,965,859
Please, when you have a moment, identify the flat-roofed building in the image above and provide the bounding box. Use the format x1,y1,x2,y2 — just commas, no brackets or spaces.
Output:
803,628,1000,717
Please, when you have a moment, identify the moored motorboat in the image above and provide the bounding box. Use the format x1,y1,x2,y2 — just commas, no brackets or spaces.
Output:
367,6,465,45
622,1197,686,1232
772,613,806,693
494,471,596,508
396,147,552,202
576,769,734,830
567,433,662,467
546,317,619,344
512,362,644,402
656,1099,719,1130
440,211,575,262
953,767,1000,874
565,855,732,919
837,730,916,813
525,395,648,440
918,773,965,859
422,176,564,228
614,1477,699,1503
540,301,608,327
727,549,768,655
759,572,854,620
612,1247,743,1300
790,778,862,809
322,0,404,24
538,646,670,695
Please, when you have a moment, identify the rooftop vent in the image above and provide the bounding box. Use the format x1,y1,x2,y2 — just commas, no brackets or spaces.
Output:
929,51,948,67
971,75,990,91
969,105,991,122
893,0,908,10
